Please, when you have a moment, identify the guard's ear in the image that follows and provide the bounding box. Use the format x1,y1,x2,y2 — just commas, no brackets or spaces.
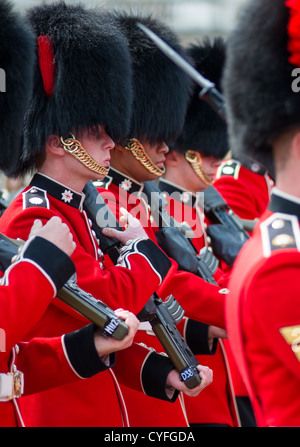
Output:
46,135,65,156
165,150,181,167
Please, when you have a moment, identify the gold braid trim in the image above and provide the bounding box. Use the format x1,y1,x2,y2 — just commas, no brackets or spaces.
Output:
60,133,109,176
124,138,165,176
185,150,212,186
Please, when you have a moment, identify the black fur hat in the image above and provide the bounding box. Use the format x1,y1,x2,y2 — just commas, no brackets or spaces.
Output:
14,1,133,176
171,37,228,159
112,11,192,145
223,0,300,169
0,0,35,176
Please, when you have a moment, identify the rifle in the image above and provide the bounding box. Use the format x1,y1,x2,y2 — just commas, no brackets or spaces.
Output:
83,180,202,389
143,180,219,285
0,233,129,340
203,186,250,266
203,185,251,236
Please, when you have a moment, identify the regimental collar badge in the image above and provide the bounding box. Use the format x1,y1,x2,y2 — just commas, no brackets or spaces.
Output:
61,189,74,203
158,178,196,208
181,191,192,204
109,168,143,195
120,178,132,192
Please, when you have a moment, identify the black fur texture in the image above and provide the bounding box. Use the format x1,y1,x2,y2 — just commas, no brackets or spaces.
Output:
171,37,228,159
0,0,35,176
15,1,133,176
113,11,192,145
223,0,298,170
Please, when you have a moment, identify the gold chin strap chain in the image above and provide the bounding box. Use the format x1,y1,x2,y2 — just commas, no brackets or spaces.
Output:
185,150,212,186
60,133,109,176
124,138,165,176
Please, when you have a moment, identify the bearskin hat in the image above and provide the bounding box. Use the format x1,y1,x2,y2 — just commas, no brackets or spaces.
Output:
171,37,228,159
112,11,192,145
0,0,35,176
223,0,300,169
13,1,133,177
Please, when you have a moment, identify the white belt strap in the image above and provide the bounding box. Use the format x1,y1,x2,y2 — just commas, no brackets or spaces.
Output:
0,371,24,402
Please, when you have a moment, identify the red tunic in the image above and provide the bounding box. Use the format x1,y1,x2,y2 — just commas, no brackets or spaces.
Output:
156,177,240,426
213,158,273,221
0,173,175,427
0,236,88,427
226,190,300,426
213,159,274,403
98,170,226,328
95,169,228,426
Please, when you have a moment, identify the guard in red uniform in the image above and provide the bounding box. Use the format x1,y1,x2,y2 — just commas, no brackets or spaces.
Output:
95,13,227,426
0,1,156,427
224,0,300,426
0,2,210,427
158,38,242,427
0,1,137,427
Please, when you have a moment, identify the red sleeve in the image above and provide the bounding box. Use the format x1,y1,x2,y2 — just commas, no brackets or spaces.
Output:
0,261,56,352
1,207,170,316
113,342,176,401
16,336,80,395
157,266,226,329
214,175,259,221
101,187,226,328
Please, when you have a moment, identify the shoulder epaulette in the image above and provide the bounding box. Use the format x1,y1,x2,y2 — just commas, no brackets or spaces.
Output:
215,159,241,180
22,186,49,209
260,213,300,257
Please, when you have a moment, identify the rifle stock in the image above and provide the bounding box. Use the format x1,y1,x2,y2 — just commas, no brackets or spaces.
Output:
203,185,250,266
0,233,129,340
137,294,201,389
143,180,219,285
83,180,202,389
203,185,251,238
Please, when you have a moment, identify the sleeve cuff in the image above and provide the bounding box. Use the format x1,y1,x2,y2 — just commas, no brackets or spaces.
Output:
22,236,75,291
185,319,218,355
63,324,115,378
142,351,179,402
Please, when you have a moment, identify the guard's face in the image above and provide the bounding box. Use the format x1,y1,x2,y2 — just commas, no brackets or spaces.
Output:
111,139,169,183
77,126,115,172
133,139,169,182
200,156,223,184
64,125,115,184
180,154,222,193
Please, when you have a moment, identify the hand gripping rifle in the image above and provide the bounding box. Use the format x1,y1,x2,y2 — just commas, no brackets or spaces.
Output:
83,180,202,389
0,233,129,340
143,180,219,285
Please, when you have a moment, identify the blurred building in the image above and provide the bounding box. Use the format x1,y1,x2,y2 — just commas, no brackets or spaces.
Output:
12,0,248,42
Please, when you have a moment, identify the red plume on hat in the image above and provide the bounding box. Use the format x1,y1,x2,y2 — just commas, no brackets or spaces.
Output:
286,0,300,66
37,35,55,98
